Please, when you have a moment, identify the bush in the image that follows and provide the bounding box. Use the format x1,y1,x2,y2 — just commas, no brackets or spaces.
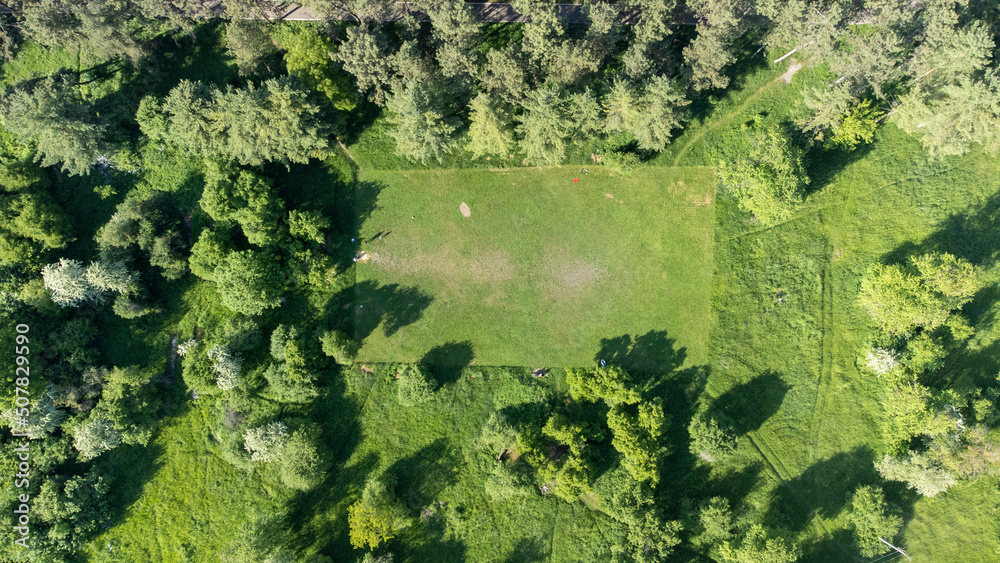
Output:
277,428,328,490
396,365,433,406
847,485,903,558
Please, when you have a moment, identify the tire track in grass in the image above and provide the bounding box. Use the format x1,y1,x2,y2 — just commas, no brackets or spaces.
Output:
809,262,835,467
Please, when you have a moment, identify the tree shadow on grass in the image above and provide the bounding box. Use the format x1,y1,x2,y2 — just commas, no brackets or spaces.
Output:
595,330,687,375
502,537,548,563
709,371,789,435
804,139,877,198
387,438,461,510
420,341,475,386
765,446,877,533
322,280,434,340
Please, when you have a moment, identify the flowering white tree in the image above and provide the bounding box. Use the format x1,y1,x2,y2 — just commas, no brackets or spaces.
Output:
865,347,900,378
41,259,103,307
176,338,198,357
207,344,242,391
243,421,288,462
42,258,135,307
73,416,123,459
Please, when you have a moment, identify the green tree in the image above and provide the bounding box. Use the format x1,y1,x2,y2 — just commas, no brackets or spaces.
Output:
278,427,328,490
336,24,394,105
566,365,641,405
42,259,103,307
3,75,111,176
72,416,122,459
716,127,809,226
288,208,330,245
608,401,667,486
697,496,735,544
189,229,232,281
138,78,330,166
688,411,738,461
276,24,357,111
225,20,279,77
847,485,903,558
202,166,286,247
465,93,515,159
348,472,409,550
213,249,284,315
480,46,529,103
828,98,882,150
320,329,359,364
418,0,480,82
720,524,800,563
385,81,460,164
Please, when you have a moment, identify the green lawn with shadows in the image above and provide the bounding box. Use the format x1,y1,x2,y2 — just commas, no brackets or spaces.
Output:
352,166,715,369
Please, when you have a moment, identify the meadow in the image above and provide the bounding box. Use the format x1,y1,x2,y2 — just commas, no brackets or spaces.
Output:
353,166,715,368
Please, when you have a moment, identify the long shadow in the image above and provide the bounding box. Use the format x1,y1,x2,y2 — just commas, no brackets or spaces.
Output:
322,280,434,340
765,446,877,533
803,132,877,197
420,341,475,386
502,537,548,562
595,330,687,375
386,438,461,510
709,371,789,435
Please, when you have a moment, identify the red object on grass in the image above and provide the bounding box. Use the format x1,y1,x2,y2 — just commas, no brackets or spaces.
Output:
573,179,580,183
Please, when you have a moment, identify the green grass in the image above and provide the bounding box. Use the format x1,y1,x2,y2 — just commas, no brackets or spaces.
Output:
353,166,715,368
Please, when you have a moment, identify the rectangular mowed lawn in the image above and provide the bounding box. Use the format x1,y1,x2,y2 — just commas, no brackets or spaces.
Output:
353,166,715,368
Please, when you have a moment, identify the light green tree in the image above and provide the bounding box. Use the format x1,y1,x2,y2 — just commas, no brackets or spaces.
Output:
847,485,903,558
213,250,285,315
385,81,460,164
720,524,800,563
465,93,515,159
876,451,956,497
716,127,808,226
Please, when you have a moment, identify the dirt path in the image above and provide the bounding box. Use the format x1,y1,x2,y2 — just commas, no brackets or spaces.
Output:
672,65,798,167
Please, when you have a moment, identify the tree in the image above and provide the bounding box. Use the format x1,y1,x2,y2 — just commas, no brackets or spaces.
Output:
876,451,956,497
288,209,330,245
517,87,574,165
213,249,284,315
202,167,286,247
602,77,688,151
19,0,162,63
688,411,738,461
566,365,641,405
847,485,903,558
336,24,395,105
828,98,881,150
716,127,809,226
348,472,409,550
189,229,232,281
2,385,65,439
320,329,359,364
608,401,667,486
720,524,800,563
3,75,111,176
138,78,331,166
895,76,1000,157
418,0,481,82
480,46,529,103
276,24,357,111
697,496,735,544
207,345,243,391
225,20,279,77
385,81,460,164
42,259,103,307
277,427,328,490
72,416,123,459
465,93,515,159
243,421,289,463
397,364,433,406
858,253,980,338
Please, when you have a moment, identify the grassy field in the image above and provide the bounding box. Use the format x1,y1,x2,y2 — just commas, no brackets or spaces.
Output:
353,166,715,369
